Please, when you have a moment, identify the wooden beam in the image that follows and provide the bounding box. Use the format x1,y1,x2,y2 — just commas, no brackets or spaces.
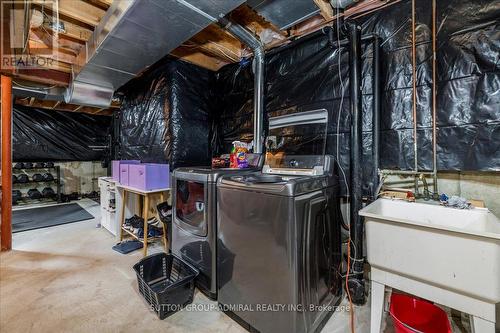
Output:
57,0,106,27
14,97,114,115
185,24,242,62
30,27,84,56
170,47,229,71
9,2,27,52
1,75,13,251
91,107,105,114
313,0,334,20
28,38,77,64
270,0,396,50
36,58,71,73
42,19,92,42
229,5,287,47
13,68,70,86
32,0,106,27
85,0,113,10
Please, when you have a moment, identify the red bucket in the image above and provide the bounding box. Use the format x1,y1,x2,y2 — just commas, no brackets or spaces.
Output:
389,293,452,333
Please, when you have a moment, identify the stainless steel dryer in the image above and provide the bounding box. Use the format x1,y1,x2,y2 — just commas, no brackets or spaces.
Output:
172,155,261,300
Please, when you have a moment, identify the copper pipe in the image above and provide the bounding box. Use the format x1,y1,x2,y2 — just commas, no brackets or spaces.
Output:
381,169,434,176
411,0,418,172
1,75,13,251
432,0,438,196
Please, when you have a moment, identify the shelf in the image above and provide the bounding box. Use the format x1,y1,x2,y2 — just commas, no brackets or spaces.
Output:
13,180,58,185
121,227,162,243
13,197,59,205
12,167,57,171
12,164,61,205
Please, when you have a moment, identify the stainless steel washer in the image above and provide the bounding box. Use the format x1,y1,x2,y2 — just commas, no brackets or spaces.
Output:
217,155,342,333
217,110,343,333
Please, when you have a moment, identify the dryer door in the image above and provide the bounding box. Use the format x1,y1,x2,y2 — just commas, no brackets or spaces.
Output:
175,179,207,237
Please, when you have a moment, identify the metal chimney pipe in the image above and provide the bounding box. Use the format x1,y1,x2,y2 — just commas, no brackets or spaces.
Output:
218,17,265,154
347,21,366,305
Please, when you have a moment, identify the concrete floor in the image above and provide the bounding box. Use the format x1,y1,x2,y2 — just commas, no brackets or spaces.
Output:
0,199,470,333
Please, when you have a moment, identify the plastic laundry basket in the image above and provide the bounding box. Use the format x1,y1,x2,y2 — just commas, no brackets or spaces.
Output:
389,293,452,333
133,253,198,319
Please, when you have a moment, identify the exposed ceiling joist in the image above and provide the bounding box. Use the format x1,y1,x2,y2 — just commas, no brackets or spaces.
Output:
15,97,115,116
313,0,334,20
11,68,70,86
184,24,242,62
29,23,86,58
32,0,107,27
42,19,92,42
170,47,230,72
28,39,77,64
229,5,287,49
5,0,397,113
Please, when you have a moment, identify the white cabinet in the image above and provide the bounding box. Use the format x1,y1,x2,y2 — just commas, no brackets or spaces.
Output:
98,177,118,236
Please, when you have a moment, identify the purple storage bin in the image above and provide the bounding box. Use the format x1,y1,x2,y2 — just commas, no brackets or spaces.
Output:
112,160,140,181
128,163,169,191
120,164,132,185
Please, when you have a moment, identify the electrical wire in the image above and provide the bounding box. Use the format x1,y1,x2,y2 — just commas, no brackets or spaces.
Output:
333,4,355,333
12,80,58,91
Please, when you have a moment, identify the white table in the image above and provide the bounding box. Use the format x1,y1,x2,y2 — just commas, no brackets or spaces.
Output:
116,184,170,256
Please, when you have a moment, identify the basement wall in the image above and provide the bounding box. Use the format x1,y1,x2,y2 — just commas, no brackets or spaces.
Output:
118,56,215,171
13,106,111,162
215,0,499,197
58,161,106,195
117,0,498,203
384,172,500,216
13,161,106,199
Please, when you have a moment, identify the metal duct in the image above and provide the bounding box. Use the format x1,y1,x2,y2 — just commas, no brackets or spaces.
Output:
64,80,114,108
63,0,245,108
12,85,65,101
218,17,265,154
247,0,320,30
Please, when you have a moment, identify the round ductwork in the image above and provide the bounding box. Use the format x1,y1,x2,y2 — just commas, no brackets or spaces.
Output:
64,80,114,108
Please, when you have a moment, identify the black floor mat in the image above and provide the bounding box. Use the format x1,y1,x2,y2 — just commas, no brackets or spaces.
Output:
13,203,94,233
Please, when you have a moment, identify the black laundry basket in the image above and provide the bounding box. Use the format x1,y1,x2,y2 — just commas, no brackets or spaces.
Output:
133,253,198,319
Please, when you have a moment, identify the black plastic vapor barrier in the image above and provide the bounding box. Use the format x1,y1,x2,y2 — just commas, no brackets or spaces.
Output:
213,0,500,197
118,56,216,170
13,105,111,162
116,0,499,189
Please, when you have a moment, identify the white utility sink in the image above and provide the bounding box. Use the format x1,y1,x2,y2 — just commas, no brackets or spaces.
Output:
360,198,500,333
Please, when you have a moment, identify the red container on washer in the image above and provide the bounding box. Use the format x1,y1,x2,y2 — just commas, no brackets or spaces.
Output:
389,293,452,333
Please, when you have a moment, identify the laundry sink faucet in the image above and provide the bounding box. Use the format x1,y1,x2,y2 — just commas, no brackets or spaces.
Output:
414,174,430,201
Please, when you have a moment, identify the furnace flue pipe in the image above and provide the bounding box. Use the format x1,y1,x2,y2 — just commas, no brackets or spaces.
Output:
347,22,365,305
218,17,265,154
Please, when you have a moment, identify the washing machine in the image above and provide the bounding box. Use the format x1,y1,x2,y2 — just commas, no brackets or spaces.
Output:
172,154,261,300
217,110,343,333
